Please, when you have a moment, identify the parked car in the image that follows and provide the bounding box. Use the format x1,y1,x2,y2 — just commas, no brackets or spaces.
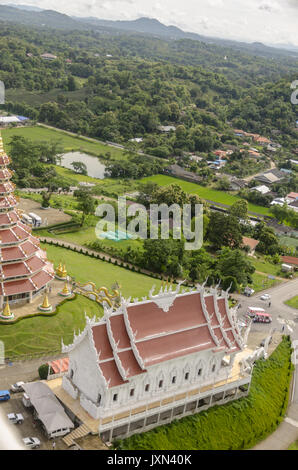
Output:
23,437,41,449
10,381,25,393
0,390,10,401
7,413,24,424
243,287,255,297
260,294,271,301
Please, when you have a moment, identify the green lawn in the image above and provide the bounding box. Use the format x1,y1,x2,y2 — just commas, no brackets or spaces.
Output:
0,295,103,358
288,441,298,450
285,296,298,309
250,272,280,293
42,243,161,298
250,258,283,277
39,225,143,254
1,125,126,161
119,337,293,450
140,175,270,216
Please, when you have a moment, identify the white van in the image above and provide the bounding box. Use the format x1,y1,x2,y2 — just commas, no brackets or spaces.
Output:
28,212,42,227
21,214,33,226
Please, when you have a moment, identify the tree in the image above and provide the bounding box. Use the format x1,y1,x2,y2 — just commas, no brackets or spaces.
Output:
142,238,184,276
41,191,51,208
217,248,255,285
71,161,87,175
229,200,248,220
208,213,242,249
74,189,95,226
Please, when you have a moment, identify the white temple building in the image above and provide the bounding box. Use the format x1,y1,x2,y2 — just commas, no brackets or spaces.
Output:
62,283,253,442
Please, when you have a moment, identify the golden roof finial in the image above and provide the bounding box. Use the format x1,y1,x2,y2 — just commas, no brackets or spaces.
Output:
41,293,51,309
62,282,70,296
61,264,67,277
3,300,11,317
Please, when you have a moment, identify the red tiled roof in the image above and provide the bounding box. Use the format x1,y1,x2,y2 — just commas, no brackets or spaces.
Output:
21,240,38,257
281,256,298,266
0,154,10,166
31,269,53,289
136,326,216,367
49,358,69,374
127,293,206,341
242,236,259,251
99,359,127,388
3,278,35,295
0,169,12,180
26,255,45,273
118,349,144,378
1,246,25,262
0,182,14,194
109,314,131,349
79,291,243,388
92,324,114,360
2,261,30,278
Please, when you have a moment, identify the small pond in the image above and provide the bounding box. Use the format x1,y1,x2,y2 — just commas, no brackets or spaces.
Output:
59,152,106,179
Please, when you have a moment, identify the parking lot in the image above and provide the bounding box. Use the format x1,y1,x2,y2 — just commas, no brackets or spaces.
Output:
0,393,68,450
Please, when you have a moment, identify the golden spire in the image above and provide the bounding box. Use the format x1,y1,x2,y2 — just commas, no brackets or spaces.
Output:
3,300,11,317
61,264,67,278
62,282,70,296
41,293,50,309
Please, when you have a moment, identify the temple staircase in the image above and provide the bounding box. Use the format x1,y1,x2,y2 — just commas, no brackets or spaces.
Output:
63,423,91,447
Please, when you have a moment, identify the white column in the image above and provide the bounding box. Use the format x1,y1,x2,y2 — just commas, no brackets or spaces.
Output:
29,292,33,304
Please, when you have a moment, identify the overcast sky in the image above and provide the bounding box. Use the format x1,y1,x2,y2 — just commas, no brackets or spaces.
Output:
2,0,298,46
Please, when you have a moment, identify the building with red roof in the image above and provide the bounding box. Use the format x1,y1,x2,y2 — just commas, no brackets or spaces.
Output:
62,283,252,441
0,134,54,310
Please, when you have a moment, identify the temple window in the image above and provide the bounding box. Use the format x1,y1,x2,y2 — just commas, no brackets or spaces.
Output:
212,364,216,373
198,368,202,376
113,394,118,402
172,376,176,384
97,393,101,405
185,372,189,380
159,380,163,388
145,384,150,392
130,389,135,397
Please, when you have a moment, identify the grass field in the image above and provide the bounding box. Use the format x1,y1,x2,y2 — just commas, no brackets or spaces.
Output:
0,295,103,358
38,225,143,253
1,125,126,161
285,296,298,309
0,244,162,357
250,272,280,292
140,175,271,216
120,337,293,450
250,258,283,277
42,243,160,298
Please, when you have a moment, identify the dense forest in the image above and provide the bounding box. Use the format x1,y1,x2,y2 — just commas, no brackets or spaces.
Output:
0,22,297,157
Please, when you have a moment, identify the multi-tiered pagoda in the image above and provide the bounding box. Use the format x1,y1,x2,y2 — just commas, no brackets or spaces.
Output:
0,134,54,312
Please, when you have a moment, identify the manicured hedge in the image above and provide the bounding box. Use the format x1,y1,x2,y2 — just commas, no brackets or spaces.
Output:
118,337,293,450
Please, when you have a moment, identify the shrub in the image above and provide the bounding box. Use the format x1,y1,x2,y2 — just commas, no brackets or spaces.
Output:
38,363,53,380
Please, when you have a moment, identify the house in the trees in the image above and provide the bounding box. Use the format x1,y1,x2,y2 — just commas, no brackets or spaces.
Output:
62,283,253,441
